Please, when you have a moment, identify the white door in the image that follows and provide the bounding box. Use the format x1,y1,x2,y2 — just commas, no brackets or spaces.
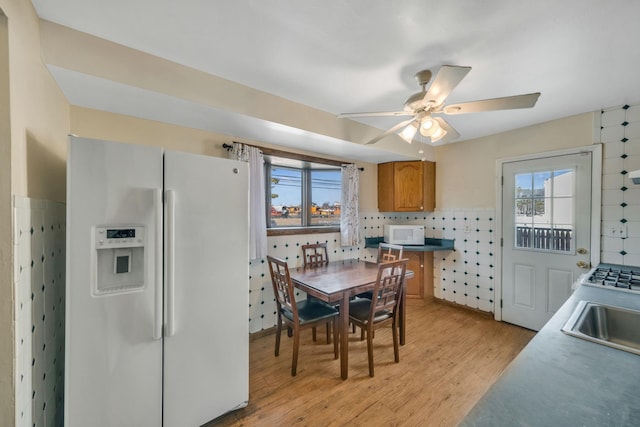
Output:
501,152,592,330
162,151,249,426
66,138,163,427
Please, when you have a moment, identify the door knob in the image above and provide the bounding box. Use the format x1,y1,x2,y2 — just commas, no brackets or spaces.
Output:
576,261,590,269
577,248,588,254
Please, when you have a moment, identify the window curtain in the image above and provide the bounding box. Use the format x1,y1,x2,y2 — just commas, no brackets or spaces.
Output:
231,142,268,260
340,163,360,247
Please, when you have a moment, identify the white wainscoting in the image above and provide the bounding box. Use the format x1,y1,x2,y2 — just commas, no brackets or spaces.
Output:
14,197,65,427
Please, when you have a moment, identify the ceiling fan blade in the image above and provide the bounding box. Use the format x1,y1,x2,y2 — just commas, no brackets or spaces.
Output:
443,92,541,115
422,65,472,107
338,111,413,118
432,117,460,143
365,117,417,145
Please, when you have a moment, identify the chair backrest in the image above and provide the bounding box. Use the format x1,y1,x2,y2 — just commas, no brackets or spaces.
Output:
369,258,408,321
267,256,298,320
301,243,329,268
378,242,404,263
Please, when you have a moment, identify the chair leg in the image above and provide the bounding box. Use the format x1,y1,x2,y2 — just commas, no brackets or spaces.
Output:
360,326,365,341
275,318,282,357
392,320,400,363
292,328,300,376
332,319,339,359
312,326,317,342
366,327,375,377
326,322,331,344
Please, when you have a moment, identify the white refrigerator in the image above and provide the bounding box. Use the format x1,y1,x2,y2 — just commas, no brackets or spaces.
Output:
65,137,249,426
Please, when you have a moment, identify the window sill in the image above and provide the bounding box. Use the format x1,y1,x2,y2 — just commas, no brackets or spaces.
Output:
267,226,340,237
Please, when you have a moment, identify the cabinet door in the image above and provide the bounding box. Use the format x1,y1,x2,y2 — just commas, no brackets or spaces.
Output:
393,161,424,211
422,161,436,212
405,252,424,299
377,162,394,212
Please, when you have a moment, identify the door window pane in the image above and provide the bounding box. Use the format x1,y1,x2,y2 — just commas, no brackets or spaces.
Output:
514,168,575,252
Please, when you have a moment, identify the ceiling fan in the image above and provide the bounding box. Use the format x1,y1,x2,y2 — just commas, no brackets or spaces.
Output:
338,65,540,145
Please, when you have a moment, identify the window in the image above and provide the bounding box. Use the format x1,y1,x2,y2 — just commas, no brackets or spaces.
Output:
514,168,575,252
265,155,342,232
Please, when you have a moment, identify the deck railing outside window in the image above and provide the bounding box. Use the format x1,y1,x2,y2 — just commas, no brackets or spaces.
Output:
515,226,572,252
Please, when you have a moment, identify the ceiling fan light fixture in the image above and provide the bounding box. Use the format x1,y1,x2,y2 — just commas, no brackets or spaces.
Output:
419,117,440,137
399,122,418,143
430,127,447,143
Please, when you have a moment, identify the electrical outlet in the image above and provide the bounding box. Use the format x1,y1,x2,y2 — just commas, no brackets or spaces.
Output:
606,225,628,238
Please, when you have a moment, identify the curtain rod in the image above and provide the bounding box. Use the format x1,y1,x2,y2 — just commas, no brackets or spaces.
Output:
222,143,364,171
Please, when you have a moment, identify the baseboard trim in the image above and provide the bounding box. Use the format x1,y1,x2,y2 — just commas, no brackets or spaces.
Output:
433,297,494,317
250,326,277,341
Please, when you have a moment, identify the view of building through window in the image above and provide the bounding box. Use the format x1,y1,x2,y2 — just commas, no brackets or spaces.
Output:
514,168,574,251
268,162,341,228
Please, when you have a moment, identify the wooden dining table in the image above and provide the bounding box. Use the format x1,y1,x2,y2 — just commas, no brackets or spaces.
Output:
289,259,412,379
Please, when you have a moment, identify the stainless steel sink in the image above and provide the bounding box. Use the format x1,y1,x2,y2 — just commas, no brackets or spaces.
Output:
561,301,640,355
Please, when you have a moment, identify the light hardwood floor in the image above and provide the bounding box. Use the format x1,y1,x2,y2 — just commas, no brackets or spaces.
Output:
206,299,535,427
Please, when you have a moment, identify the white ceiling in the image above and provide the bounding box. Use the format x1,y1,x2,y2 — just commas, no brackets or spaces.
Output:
31,0,640,163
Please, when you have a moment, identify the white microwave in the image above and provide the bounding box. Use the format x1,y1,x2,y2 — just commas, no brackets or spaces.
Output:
383,225,425,245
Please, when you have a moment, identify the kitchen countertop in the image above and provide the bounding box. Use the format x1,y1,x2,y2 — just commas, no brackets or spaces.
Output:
364,236,454,252
459,284,640,426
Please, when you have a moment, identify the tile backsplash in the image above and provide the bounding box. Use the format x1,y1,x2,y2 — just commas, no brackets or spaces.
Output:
250,208,494,333
366,210,496,312
600,104,640,265
14,197,65,427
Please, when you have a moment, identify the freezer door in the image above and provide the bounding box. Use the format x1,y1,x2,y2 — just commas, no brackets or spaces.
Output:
163,151,249,426
65,137,163,426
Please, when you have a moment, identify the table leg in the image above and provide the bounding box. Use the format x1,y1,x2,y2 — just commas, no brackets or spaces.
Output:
340,292,350,380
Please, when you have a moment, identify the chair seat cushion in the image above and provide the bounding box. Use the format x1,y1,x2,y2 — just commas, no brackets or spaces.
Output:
282,299,338,324
348,298,392,323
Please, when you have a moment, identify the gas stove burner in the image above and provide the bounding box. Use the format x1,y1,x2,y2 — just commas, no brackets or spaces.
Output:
584,263,640,292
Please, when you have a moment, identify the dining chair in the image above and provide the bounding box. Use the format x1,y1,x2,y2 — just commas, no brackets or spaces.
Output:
357,242,405,300
301,243,334,341
348,258,408,377
301,243,329,268
267,256,339,376
378,242,404,263
301,243,357,337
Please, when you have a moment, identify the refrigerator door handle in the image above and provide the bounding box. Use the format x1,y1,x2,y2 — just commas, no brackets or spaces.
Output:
166,189,176,337
153,188,163,340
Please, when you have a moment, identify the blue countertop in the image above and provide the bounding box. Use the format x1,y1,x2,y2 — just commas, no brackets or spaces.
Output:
459,284,640,426
364,237,454,252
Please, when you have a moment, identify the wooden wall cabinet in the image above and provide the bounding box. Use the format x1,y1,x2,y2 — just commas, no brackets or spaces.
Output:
377,160,435,212
404,252,433,299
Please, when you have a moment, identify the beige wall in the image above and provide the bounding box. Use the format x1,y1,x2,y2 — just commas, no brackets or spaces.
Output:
6,3,69,202
0,0,70,424
69,109,596,234
0,9,11,427
70,106,380,211
434,113,595,209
